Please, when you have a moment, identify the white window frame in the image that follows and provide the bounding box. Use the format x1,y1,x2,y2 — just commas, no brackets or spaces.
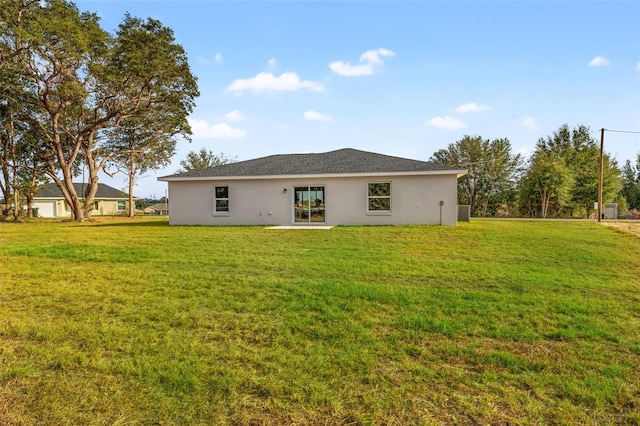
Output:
293,185,326,224
213,185,230,216
367,182,392,215
116,200,126,212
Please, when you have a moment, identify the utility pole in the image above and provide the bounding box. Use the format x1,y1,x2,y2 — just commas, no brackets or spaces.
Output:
597,128,604,223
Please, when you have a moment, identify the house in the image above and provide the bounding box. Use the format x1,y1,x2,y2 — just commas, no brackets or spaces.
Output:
144,202,169,215
33,183,132,218
158,148,467,226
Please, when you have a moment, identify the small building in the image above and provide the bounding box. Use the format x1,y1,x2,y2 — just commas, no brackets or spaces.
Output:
144,202,169,215
33,183,131,218
158,148,467,226
603,203,618,220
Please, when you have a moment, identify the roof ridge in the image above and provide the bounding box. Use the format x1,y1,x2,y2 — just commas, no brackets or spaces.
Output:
161,148,466,180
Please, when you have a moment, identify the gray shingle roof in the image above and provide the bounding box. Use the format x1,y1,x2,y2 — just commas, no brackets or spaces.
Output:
162,148,465,179
35,183,130,199
149,203,169,210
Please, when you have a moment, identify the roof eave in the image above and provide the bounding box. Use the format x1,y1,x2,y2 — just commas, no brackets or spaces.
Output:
158,169,467,182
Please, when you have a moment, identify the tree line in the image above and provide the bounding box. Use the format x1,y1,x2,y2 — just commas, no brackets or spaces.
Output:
2,2,638,222
431,124,639,218
1,0,198,221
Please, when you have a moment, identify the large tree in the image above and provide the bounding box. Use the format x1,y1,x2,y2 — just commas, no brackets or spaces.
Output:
519,124,621,218
0,83,20,217
2,1,198,221
0,61,51,220
430,135,522,217
100,15,199,217
519,150,573,218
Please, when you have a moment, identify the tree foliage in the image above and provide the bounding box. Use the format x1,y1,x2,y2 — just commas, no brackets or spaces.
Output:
0,62,51,219
621,154,640,211
100,15,199,217
0,0,44,69
519,124,621,218
104,120,177,217
178,148,236,173
0,1,198,221
519,150,573,218
430,135,522,217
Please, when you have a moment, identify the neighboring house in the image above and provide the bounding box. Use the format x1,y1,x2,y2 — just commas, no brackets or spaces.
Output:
33,183,132,218
158,148,467,226
144,202,169,215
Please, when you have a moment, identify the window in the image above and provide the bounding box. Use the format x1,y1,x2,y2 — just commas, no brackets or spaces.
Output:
93,201,99,211
116,200,126,211
368,182,391,212
214,186,229,214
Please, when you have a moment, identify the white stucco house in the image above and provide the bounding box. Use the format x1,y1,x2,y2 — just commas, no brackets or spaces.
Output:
158,148,467,226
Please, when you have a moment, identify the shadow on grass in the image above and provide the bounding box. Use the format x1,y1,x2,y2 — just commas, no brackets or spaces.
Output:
93,218,171,227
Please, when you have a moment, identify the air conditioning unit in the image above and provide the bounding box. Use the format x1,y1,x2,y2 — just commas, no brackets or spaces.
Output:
457,205,470,222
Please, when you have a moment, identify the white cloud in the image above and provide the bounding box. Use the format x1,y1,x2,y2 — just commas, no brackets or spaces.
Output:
304,110,332,122
197,53,224,64
588,56,610,67
268,58,276,68
227,72,323,93
359,48,395,65
455,102,491,113
329,61,374,77
224,110,244,122
426,116,467,129
516,147,533,158
188,119,247,139
329,47,395,77
522,117,538,130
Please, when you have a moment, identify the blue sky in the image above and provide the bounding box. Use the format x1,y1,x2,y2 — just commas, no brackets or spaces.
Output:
75,0,640,199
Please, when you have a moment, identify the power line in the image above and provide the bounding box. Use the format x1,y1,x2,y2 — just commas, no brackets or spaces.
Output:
604,129,640,135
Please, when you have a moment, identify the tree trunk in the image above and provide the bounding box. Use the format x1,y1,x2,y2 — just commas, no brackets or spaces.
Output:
128,151,135,217
45,117,88,222
82,172,99,221
540,189,550,219
68,182,86,221
26,193,34,218
11,188,20,221
25,173,38,218
8,111,20,221
0,159,10,215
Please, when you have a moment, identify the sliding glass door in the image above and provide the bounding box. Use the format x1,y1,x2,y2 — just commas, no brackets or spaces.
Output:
294,186,325,223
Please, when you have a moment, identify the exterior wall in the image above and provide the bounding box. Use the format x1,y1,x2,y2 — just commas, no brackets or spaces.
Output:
167,174,460,226
94,200,126,216
32,200,70,218
33,199,126,217
33,201,59,218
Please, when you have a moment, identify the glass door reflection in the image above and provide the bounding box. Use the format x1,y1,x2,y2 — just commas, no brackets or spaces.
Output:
294,186,325,223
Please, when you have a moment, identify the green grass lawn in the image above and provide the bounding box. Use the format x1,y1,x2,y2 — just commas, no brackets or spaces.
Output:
1,218,639,425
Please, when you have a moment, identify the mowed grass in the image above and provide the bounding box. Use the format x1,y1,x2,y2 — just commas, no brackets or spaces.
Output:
0,218,639,425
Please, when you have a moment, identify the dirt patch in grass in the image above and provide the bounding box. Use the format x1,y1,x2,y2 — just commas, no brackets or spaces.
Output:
601,221,640,238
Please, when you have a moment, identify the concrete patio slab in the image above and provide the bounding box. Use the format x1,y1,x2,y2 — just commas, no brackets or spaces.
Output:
265,225,334,230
